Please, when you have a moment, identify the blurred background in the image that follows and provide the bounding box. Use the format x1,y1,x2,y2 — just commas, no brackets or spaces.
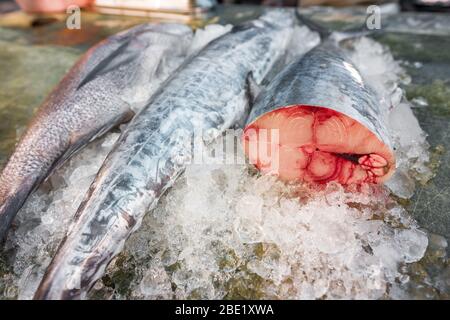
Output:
0,0,449,15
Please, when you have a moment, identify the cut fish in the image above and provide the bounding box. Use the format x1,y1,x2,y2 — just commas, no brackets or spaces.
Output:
243,40,396,184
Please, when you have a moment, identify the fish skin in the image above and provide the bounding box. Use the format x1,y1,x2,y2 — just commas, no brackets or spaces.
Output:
0,23,193,241
34,10,295,300
244,39,395,183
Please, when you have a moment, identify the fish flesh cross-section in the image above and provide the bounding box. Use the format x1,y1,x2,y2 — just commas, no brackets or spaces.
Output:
243,40,396,184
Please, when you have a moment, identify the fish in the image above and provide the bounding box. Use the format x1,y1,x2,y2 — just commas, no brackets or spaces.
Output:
243,38,396,184
34,10,295,299
0,23,193,240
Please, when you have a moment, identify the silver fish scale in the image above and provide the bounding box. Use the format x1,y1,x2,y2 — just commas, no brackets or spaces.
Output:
247,40,392,149
35,11,295,299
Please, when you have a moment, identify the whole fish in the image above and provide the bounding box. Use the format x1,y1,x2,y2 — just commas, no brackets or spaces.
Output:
0,23,193,240
34,10,295,299
243,39,395,184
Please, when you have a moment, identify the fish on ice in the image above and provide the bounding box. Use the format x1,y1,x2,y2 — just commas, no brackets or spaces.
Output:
0,23,193,240
34,10,296,299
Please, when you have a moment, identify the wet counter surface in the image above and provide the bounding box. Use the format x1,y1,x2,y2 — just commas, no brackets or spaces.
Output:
0,4,450,299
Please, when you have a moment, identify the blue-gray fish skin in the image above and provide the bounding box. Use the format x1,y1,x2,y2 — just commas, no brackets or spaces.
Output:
34,10,295,300
243,39,395,184
0,24,193,240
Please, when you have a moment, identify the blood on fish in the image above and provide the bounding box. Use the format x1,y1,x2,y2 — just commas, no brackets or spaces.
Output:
243,105,395,184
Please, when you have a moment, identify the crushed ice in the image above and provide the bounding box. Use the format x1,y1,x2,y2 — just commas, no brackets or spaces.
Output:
0,26,440,300
0,23,232,300
123,171,428,299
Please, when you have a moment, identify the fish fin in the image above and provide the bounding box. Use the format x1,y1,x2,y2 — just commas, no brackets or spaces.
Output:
76,22,170,90
0,179,35,241
44,107,135,184
71,25,148,90
246,72,261,102
295,10,331,40
234,72,260,129
77,38,139,90
245,72,262,101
